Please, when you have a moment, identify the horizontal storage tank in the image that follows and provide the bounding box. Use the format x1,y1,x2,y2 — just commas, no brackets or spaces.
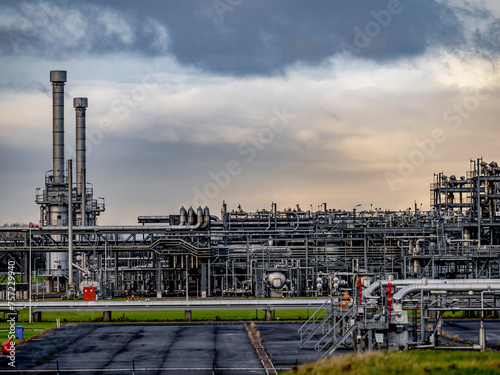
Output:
267,272,286,289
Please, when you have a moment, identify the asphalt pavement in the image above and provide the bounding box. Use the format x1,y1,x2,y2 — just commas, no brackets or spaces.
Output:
0,323,266,375
442,320,500,346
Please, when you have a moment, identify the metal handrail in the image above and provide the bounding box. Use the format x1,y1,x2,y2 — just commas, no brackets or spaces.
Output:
298,299,337,349
314,304,357,352
297,297,332,341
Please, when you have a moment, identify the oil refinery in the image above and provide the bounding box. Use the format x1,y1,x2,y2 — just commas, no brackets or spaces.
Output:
1,71,500,355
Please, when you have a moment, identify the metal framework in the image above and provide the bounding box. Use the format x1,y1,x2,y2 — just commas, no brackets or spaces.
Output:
298,277,500,354
1,195,500,299
1,71,499,302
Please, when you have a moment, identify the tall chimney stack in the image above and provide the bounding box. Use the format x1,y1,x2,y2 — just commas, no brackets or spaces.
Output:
74,97,87,225
50,70,67,184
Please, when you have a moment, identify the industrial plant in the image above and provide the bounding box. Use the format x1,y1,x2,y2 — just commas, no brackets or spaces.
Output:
1,71,500,354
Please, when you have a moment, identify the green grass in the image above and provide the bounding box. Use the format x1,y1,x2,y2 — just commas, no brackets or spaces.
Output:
287,351,500,375
0,322,56,344
5,308,311,323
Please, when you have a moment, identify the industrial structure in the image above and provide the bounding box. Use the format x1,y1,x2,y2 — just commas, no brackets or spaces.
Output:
0,71,499,314
297,276,500,354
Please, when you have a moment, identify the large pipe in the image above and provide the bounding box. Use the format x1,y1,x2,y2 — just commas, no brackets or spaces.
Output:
187,207,195,225
196,206,204,228
74,97,88,226
202,206,210,229
50,71,67,184
393,282,500,303
364,279,500,299
180,207,187,225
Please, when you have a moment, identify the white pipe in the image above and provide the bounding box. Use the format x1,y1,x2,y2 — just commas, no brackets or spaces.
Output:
363,279,500,298
393,283,500,302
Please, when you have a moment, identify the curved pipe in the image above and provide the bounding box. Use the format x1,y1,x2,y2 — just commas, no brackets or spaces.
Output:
363,279,443,298
201,207,210,229
196,206,204,228
166,209,205,230
363,279,500,299
187,207,195,225
180,207,187,226
393,282,500,303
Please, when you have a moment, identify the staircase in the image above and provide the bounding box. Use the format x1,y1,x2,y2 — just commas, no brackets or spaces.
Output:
298,297,336,349
315,304,357,357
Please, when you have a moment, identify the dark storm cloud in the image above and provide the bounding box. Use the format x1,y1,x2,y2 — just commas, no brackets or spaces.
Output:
0,0,496,75
158,0,468,75
0,0,168,58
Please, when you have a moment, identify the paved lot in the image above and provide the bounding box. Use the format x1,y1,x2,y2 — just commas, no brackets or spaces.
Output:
443,320,500,346
0,323,266,375
256,322,351,367
257,323,318,367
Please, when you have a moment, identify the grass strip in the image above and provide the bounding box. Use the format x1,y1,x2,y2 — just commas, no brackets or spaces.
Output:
287,350,500,375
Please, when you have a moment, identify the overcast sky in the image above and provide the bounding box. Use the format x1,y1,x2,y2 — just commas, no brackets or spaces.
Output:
1,0,500,225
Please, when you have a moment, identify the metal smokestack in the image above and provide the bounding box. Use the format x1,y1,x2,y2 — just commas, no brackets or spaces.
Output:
74,97,87,226
50,70,67,184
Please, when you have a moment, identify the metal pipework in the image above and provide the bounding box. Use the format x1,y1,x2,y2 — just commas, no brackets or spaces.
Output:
68,159,73,286
74,97,88,225
50,70,67,184
180,207,187,225
392,282,500,303
196,206,204,228
187,207,195,225
202,206,210,229
0,224,210,232
363,278,500,299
